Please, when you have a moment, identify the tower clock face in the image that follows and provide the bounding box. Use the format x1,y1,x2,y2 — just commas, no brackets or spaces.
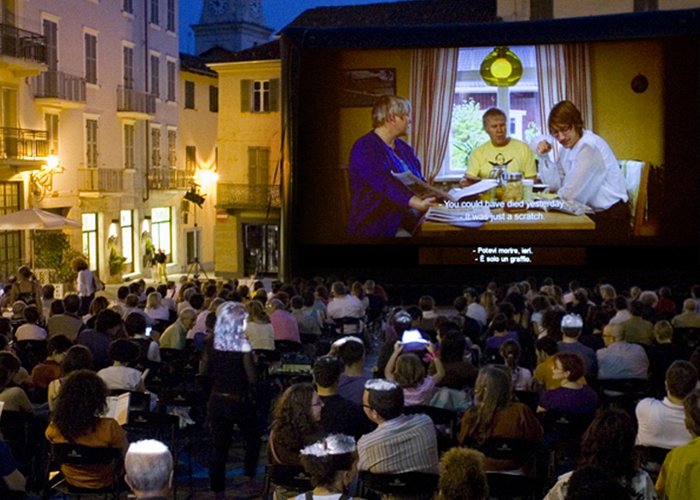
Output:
209,0,229,15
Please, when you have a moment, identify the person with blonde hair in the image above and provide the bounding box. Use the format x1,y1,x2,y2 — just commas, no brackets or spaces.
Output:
347,94,434,237
438,448,489,500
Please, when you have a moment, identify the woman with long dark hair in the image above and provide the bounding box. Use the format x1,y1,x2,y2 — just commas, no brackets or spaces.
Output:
544,408,656,499
200,302,261,499
45,370,127,489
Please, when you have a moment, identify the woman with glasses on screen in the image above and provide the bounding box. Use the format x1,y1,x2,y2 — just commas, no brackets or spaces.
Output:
535,100,629,235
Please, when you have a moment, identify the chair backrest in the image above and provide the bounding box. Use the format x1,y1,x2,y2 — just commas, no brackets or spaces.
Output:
358,470,439,497
478,437,535,463
486,472,543,500
51,442,121,465
620,159,650,235
332,317,363,336
266,463,312,491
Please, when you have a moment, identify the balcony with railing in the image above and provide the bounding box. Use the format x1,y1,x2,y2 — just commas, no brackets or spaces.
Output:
218,183,281,209
78,168,123,193
31,70,86,108
0,23,47,76
0,127,47,169
148,166,191,191
117,86,155,119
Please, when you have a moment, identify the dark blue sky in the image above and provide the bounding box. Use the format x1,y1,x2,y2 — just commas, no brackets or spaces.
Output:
180,0,406,54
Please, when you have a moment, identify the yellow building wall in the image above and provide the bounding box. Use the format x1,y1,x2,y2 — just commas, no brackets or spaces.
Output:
589,40,664,165
214,214,239,275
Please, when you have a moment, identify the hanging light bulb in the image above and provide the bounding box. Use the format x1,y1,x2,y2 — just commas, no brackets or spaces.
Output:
480,46,523,87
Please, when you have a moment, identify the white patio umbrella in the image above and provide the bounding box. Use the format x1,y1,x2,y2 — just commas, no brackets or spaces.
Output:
0,208,81,269
0,208,81,230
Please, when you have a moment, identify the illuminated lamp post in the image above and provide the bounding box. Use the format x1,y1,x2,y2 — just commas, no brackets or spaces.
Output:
479,46,523,118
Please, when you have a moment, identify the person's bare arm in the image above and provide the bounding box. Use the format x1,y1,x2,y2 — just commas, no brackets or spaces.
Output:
428,344,445,385
408,196,435,212
384,341,403,381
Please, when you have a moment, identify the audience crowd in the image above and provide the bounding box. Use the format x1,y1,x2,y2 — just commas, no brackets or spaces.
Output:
0,269,700,499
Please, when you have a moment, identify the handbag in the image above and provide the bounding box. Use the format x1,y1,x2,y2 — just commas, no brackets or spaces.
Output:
93,275,105,292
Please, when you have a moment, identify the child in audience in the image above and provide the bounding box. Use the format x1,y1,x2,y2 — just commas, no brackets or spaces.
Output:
385,335,445,406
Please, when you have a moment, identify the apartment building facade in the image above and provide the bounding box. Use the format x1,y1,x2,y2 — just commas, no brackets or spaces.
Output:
2,0,188,283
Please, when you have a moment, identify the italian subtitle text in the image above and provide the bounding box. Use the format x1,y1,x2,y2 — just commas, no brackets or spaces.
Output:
474,246,534,264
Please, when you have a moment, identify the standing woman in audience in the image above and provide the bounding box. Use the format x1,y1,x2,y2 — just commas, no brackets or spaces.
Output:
459,365,542,472
200,302,261,499
9,265,43,310
73,257,95,317
45,370,127,490
544,408,656,499
268,382,324,467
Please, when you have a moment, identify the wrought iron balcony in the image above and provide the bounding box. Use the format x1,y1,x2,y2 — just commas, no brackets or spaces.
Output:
148,166,191,190
117,86,155,118
0,127,47,160
217,183,281,209
31,70,86,107
0,23,46,65
78,168,123,192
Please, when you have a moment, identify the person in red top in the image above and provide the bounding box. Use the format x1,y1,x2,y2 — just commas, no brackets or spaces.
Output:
30,335,72,389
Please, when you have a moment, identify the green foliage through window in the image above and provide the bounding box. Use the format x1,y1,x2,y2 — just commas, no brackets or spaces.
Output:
450,99,488,171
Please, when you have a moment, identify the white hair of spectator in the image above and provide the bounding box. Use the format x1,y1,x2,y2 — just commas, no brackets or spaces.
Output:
125,439,173,493
214,301,251,352
365,378,399,391
301,434,356,457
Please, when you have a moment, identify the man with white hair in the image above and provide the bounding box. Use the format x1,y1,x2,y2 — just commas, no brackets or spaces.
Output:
597,323,649,381
124,439,173,499
159,308,196,350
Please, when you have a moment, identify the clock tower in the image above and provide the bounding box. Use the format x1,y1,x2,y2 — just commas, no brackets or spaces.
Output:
193,0,272,55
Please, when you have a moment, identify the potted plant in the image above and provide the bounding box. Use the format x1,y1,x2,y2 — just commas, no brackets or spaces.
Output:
108,246,127,277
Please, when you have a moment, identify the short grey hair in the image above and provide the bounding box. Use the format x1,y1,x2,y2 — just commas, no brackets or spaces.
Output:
125,440,172,493
372,95,411,128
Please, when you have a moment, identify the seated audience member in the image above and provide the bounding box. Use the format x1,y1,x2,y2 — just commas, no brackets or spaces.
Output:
313,355,373,440
297,434,359,500
655,287,676,322
124,312,161,364
537,352,599,414
385,338,445,406
638,291,659,323
656,388,700,499
110,286,130,317
158,308,196,350
291,294,322,336
544,409,656,500
438,448,488,500
41,284,56,319
622,301,655,346
9,301,26,334
484,313,519,363
459,365,543,472
358,379,439,474
464,287,488,327
47,293,84,341
597,323,649,381
268,383,324,467
0,438,26,495
267,298,301,344
533,336,561,391
648,320,687,398
326,281,364,334
45,370,128,489
244,300,275,351
418,295,439,335
84,296,110,330
637,360,697,449
558,313,598,378
563,465,636,500
538,307,566,341
144,292,170,323
671,298,700,328
124,439,173,499
30,334,72,389
334,336,369,406
97,339,144,392
48,345,93,412
579,305,607,352
451,295,483,342
608,296,632,325
435,328,478,391
77,309,127,370
14,305,47,341
0,352,32,413
500,339,533,391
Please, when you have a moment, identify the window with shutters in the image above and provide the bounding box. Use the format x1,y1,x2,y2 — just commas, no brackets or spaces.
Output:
45,113,59,156
167,0,176,32
167,129,176,167
84,32,97,84
124,123,134,169
184,81,195,109
240,79,279,113
186,145,196,179
150,0,159,26
151,126,161,167
123,45,134,89
167,60,176,102
43,19,58,72
248,147,269,186
86,119,98,168
150,54,160,98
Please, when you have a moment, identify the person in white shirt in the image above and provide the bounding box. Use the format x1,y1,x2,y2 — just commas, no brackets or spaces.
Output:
535,100,629,234
97,339,144,392
327,282,365,335
636,360,697,449
14,305,47,341
464,287,487,326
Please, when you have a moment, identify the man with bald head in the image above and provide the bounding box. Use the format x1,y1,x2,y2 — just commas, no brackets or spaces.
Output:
597,322,649,381
124,439,173,499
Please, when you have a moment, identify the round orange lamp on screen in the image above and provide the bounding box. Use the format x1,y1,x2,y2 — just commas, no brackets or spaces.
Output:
480,46,523,87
